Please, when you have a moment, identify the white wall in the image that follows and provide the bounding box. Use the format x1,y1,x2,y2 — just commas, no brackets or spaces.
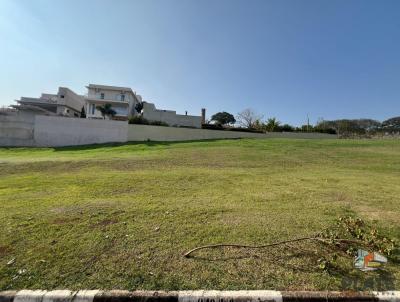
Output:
0,111,35,146
58,87,85,113
127,124,337,141
0,115,336,147
34,116,128,147
142,103,202,128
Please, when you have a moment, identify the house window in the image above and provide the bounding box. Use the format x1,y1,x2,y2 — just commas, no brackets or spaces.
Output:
120,94,125,101
100,93,104,99
60,95,65,98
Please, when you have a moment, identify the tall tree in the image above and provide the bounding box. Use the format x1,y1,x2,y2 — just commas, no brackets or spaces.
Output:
96,103,116,119
80,106,86,118
210,112,236,125
236,108,263,129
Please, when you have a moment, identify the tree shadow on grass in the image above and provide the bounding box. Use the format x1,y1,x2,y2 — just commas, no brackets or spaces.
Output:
53,139,239,152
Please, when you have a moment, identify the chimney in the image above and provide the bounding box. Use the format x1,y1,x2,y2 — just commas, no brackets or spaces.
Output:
201,108,206,124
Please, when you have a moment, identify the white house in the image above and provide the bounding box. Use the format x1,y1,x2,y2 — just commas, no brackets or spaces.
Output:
14,87,85,117
85,84,141,121
9,83,204,128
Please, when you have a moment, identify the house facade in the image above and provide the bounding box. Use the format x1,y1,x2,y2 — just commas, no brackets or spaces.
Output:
14,87,85,117
8,83,204,128
85,84,141,121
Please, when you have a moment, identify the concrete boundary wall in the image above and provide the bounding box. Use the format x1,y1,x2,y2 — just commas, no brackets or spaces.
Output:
0,290,399,302
0,113,35,146
0,115,336,147
34,116,128,147
128,124,336,141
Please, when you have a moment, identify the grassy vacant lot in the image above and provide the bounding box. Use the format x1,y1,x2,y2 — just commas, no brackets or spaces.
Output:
0,138,399,291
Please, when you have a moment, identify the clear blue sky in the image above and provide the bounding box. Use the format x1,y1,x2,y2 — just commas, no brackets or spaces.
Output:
1,0,399,126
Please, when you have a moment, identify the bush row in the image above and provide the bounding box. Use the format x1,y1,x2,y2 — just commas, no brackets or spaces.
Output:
128,116,169,127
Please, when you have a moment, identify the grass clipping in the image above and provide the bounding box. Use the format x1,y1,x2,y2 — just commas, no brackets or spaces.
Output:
184,216,396,272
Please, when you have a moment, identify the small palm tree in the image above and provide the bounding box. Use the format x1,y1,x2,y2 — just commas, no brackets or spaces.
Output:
96,104,117,119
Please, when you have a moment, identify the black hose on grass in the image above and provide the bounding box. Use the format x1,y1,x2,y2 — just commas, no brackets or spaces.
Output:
183,236,363,258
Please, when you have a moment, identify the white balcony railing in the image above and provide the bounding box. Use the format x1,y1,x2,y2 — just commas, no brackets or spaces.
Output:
84,94,128,102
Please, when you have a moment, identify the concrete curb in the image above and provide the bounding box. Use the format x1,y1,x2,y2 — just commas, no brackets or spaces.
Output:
0,291,399,302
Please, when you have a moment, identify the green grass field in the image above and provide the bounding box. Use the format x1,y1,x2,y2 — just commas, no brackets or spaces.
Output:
0,138,399,291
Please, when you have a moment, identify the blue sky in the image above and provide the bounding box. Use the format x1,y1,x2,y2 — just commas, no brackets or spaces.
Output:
0,0,399,126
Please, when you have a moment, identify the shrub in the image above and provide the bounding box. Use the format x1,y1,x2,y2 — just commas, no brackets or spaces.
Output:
149,120,169,127
177,125,198,129
129,116,149,125
129,116,169,127
227,127,264,133
202,124,264,133
278,124,295,132
315,128,337,135
202,124,224,130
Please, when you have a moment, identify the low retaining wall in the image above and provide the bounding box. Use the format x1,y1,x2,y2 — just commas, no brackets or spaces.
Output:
127,124,336,141
0,290,399,302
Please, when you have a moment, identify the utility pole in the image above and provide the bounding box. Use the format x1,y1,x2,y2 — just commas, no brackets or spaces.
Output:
307,114,310,132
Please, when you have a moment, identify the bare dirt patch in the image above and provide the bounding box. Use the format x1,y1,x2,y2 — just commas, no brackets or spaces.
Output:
52,217,80,225
0,245,11,257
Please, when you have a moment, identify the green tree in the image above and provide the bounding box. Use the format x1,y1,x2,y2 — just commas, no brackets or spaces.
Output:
96,104,116,120
253,119,265,131
210,111,236,125
265,117,281,132
300,124,314,132
280,124,294,132
316,119,380,135
382,116,400,131
80,106,86,118
135,102,144,114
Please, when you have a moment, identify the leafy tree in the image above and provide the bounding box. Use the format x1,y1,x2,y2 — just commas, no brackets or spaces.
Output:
253,119,265,131
96,103,116,119
80,106,86,118
265,117,281,132
382,116,400,131
236,108,263,129
280,124,295,132
299,124,314,132
210,111,236,125
356,119,381,131
316,119,380,135
135,102,144,114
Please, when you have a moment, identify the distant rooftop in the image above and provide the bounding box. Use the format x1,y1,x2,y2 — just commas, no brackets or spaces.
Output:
87,84,135,94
